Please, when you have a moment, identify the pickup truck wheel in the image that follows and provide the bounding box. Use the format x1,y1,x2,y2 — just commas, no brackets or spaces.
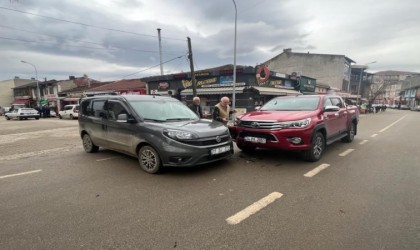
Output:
138,146,162,174
237,144,256,153
342,122,356,142
303,132,325,162
82,134,99,153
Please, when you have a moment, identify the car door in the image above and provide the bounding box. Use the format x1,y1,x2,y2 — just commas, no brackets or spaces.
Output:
103,100,135,154
330,97,348,134
323,97,340,137
63,106,71,118
88,100,108,147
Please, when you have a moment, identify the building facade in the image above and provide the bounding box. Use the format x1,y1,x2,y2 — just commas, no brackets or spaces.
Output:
143,64,314,115
263,48,354,91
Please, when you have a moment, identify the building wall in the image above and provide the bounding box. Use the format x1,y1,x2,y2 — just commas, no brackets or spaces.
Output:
0,79,33,107
264,52,348,90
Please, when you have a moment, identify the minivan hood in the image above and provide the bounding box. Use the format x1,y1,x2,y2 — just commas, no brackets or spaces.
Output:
238,110,318,122
147,119,229,137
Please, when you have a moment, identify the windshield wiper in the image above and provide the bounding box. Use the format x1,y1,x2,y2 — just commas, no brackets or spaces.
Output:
144,118,165,122
165,118,195,121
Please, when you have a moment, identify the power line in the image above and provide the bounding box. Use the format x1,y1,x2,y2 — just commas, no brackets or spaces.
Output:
0,36,166,53
0,6,186,41
0,25,185,55
117,55,187,80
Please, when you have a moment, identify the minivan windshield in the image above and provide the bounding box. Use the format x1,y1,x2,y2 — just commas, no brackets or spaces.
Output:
129,100,198,122
261,96,320,111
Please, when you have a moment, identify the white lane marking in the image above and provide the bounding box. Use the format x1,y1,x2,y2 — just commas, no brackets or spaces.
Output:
0,147,78,161
226,192,283,225
359,140,368,145
339,149,355,157
96,156,120,162
371,134,378,138
304,163,330,177
0,169,42,179
379,116,406,133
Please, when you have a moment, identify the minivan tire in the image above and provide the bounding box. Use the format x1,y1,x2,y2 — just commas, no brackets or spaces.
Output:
82,134,99,153
70,114,74,120
138,146,161,174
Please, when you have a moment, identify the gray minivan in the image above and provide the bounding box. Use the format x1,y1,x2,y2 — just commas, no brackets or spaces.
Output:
78,95,233,174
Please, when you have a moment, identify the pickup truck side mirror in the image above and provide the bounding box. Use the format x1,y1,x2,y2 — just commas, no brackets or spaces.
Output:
255,106,261,111
324,105,340,112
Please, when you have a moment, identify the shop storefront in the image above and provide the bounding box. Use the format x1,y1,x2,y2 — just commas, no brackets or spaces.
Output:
144,65,316,114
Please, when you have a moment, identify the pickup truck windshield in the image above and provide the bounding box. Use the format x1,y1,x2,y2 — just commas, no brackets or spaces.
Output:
261,96,320,111
129,100,198,121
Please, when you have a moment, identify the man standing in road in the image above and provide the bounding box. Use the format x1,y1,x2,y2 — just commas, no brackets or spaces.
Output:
188,96,203,118
212,96,236,125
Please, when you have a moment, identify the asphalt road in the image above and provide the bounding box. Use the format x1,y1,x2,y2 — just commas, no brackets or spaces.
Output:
0,110,419,250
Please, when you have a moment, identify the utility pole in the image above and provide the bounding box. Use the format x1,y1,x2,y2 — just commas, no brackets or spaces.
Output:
157,28,163,75
187,37,197,97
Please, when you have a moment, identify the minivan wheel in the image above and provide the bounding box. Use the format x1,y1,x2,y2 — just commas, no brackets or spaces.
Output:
82,134,99,153
138,146,161,174
302,132,325,162
70,114,74,120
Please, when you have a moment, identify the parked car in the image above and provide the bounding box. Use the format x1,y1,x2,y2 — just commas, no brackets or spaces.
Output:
410,105,420,111
399,104,409,110
49,110,57,117
78,95,233,174
229,94,359,162
0,106,10,116
5,108,40,120
58,104,79,119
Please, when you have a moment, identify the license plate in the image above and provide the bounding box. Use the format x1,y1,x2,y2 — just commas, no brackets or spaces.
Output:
244,136,266,143
210,145,231,155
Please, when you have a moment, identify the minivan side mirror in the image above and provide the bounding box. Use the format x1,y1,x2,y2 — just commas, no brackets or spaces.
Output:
117,113,136,123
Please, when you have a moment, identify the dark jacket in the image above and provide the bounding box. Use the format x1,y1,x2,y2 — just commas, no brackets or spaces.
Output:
188,103,203,118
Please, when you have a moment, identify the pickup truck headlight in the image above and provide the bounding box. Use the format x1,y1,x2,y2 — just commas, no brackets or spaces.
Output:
279,118,311,128
163,129,198,140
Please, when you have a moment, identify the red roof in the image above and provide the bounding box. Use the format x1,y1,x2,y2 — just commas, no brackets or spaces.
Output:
88,79,146,91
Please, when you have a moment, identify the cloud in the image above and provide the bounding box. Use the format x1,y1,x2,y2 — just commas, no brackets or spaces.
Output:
1,0,419,81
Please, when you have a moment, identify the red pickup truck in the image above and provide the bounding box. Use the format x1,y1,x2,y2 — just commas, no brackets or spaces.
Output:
229,94,359,161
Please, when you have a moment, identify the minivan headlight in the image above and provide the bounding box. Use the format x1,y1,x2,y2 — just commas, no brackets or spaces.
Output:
279,118,311,128
163,129,198,140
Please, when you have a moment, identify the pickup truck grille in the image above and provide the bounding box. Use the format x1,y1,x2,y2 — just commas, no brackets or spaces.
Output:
239,120,283,129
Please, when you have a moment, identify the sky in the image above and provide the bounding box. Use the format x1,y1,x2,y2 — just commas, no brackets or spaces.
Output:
1,0,420,82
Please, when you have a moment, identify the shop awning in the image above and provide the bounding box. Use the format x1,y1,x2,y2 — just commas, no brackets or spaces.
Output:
63,97,81,102
180,87,245,96
251,86,302,96
13,99,30,104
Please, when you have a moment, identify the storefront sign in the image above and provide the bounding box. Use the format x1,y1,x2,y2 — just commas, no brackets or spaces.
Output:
158,82,170,89
182,77,218,88
220,76,233,84
195,72,210,77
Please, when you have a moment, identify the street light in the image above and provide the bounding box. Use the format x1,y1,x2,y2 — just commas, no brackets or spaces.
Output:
21,60,40,104
356,61,376,104
231,0,237,122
